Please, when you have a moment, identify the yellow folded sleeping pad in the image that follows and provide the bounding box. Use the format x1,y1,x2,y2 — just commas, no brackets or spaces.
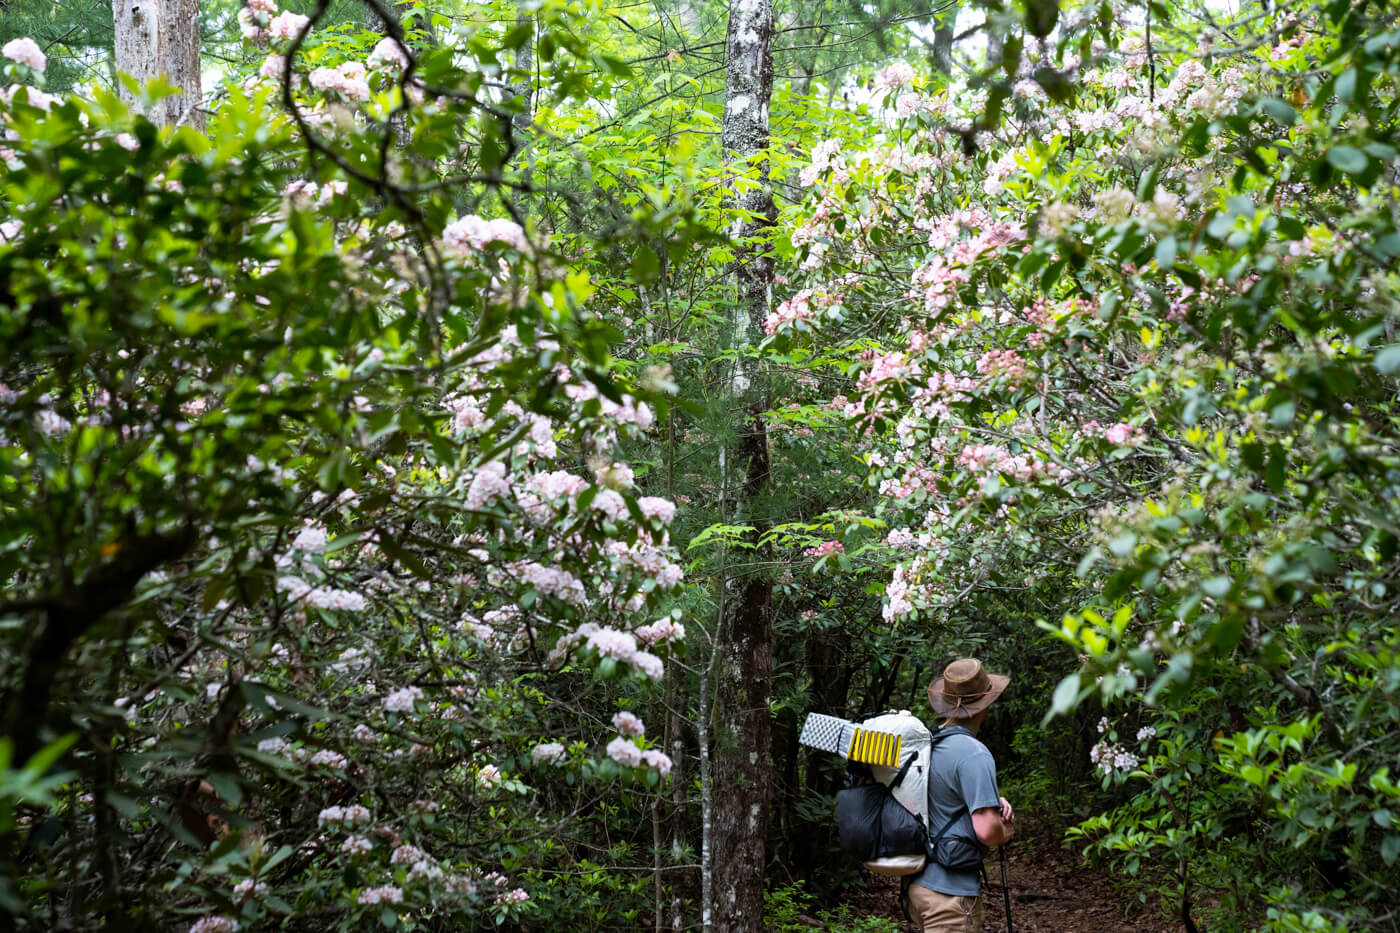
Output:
797,711,923,769
848,726,903,768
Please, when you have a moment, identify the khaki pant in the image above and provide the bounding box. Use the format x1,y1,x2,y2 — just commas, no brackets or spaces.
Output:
907,883,984,933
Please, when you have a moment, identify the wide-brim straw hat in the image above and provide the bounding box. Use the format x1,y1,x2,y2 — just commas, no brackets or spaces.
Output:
928,658,1010,720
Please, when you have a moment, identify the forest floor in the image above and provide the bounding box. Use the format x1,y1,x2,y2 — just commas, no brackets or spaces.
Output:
849,814,1181,933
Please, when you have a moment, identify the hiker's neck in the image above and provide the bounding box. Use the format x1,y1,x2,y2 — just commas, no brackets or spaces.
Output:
941,710,989,734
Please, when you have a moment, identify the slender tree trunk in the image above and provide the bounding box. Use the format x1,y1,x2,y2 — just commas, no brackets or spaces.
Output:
789,1,823,99
508,9,534,131
791,630,847,878
932,1,959,76
710,0,776,926
113,0,202,129
698,649,714,930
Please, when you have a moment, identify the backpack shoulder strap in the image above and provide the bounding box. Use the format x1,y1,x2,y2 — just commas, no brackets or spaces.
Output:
925,725,975,838
887,751,919,790
928,804,969,847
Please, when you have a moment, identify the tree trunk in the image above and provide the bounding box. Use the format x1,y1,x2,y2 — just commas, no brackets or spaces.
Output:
113,0,202,130
709,0,776,926
932,1,959,77
790,630,848,879
789,0,824,99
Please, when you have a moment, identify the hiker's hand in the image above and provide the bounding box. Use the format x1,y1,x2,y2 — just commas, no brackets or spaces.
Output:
1000,796,1014,823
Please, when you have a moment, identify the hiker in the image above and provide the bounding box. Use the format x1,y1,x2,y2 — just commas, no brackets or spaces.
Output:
907,658,1016,933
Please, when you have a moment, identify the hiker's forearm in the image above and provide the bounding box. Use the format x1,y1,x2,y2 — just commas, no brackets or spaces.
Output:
971,806,1015,846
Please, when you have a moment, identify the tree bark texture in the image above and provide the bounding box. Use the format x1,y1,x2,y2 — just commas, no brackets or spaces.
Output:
711,0,776,927
932,1,958,76
113,0,202,129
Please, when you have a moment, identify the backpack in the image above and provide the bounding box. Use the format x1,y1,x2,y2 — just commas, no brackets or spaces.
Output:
836,751,929,875
802,711,987,876
828,710,933,876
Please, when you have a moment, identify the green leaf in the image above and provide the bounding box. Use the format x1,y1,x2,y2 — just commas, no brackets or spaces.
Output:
1001,35,1023,78
1025,0,1061,38
1327,146,1368,174
1032,67,1075,103
261,844,295,874
1154,236,1177,269
1383,833,1400,866
631,245,660,285
1265,445,1287,492
1202,576,1232,598
1049,673,1081,719
1375,345,1400,375
1108,532,1137,557
206,771,243,808
1260,97,1297,125
104,791,145,819
1334,68,1357,104
22,734,76,777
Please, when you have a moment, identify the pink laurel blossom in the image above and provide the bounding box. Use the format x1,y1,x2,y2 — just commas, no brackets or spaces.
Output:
3,38,46,73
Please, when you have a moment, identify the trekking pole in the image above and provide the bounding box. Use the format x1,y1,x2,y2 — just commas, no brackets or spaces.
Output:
1000,845,1013,933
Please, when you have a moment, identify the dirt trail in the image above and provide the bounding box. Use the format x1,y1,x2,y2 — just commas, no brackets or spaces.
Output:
851,818,1181,933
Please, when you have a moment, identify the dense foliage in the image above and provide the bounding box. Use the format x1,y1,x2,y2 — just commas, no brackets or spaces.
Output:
777,2,1400,929
1,8,692,930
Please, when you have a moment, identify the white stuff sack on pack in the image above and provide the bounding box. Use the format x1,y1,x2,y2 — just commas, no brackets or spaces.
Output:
800,709,933,876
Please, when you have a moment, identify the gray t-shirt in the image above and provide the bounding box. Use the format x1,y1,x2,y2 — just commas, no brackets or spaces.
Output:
913,729,1001,897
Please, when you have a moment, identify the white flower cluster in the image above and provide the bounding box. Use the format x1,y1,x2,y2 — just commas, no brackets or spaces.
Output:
276,575,367,612
341,835,373,855
554,624,668,679
590,488,628,522
282,179,346,209
515,561,586,605
606,736,643,767
189,918,239,933
309,749,346,769
1090,740,1139,775
291,524,329,553
531,742,566,764
368,37,410,72
237,1,310,43
383,686,424,713
637,496,677,523
605,736,674,776
443,215,529,254
875,63,916,88
330,647,369,673
589,626,638,660
258,736,346,769
466,461,511,510
35,409,72,437
309,61,369,101
611,711,645,737
2,37,45,73
390,844,427,867
316,804,371,827
595,461,634,489
232,879,269,902
635,618,684,646
357,886,403,905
